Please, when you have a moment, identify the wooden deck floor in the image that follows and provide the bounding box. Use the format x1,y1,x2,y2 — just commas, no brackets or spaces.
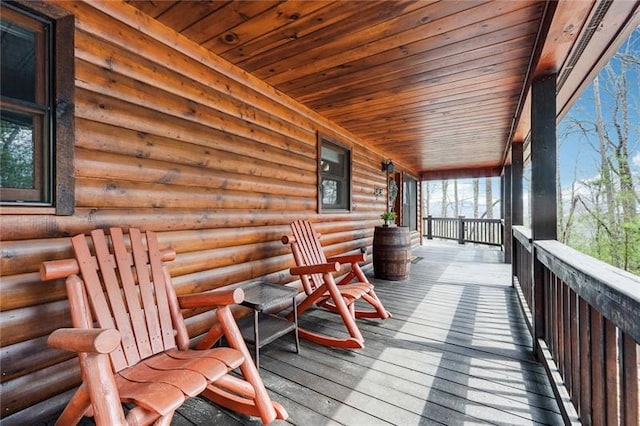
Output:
174,241,563,426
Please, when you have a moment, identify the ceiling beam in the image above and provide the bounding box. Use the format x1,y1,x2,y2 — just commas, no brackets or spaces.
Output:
420,166,503,181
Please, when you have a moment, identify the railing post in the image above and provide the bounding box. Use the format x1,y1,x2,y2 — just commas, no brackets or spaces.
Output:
458,216,465,244
426,215,433,239
512,234,519,289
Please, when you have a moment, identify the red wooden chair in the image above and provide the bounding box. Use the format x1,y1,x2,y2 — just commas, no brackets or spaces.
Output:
281,220,390,349
41,227,287,425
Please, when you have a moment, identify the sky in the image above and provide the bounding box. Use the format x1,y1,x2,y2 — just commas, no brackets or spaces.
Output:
557,26,640,190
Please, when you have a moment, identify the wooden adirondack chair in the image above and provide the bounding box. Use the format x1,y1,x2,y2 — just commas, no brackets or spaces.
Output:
41,227,287,425
281,220,390,349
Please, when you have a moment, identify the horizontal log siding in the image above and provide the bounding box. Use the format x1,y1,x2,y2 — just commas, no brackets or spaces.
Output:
0,1,395,423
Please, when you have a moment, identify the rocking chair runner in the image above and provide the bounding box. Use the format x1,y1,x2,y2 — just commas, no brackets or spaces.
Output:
281,220,390,349
41,227,287,425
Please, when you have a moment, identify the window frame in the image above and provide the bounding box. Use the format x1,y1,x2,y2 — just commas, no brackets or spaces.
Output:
317,133,352,213
0,2,74,215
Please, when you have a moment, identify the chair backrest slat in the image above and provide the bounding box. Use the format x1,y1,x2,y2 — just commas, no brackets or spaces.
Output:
145,230,177,351
128,228,168,354
89,229,142,367
290,221,328,293
110,228,153,360
71,232,129,371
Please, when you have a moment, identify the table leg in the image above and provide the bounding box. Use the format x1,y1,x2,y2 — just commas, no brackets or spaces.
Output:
253,310,260,369
293,296,300,354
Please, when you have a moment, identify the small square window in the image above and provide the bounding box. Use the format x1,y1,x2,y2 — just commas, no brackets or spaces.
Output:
318,134,351,212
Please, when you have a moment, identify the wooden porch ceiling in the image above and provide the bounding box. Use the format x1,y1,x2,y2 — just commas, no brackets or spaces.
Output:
128,0,640,179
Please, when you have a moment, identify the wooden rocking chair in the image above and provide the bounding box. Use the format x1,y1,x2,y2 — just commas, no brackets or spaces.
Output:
41,227,287,425
281,220,390,349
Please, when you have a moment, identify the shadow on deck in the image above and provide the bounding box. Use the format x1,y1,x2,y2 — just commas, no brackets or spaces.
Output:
174,241,563,426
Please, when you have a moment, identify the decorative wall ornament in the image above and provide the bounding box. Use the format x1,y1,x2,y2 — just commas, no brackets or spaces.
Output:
388,178,398,209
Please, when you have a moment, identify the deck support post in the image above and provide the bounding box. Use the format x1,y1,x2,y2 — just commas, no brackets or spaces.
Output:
511,143,524,226
511,143,524,285
530,74,557,355
503,166,512,263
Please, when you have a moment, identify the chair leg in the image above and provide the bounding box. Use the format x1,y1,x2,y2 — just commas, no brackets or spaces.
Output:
84,353,127,426
55,385,91,426
288,287,365,349
213,306,282,424
360,290,391,319
335,264,390,320
323,275,364,343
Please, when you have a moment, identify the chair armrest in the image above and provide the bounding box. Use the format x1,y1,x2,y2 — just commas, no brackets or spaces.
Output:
40,259,80,280
48,328,121,354
326,254,366,264
290,262,340,276
178,287,244,309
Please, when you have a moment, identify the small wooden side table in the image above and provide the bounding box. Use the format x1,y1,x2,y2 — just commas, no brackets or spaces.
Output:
237,282,299,368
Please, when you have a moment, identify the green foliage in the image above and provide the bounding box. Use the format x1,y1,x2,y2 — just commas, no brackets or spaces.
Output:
1,119,35,189
380,211,396,221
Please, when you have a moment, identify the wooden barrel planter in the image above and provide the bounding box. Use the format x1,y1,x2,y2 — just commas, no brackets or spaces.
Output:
373,226,411,281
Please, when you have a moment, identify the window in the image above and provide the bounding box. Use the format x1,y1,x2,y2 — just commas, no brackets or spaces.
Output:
318,134,351,212
0,3,74,214
403,175,418,230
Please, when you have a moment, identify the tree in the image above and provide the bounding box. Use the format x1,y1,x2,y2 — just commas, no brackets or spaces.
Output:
1,121,34,189
473,178,479,218
424,181,431,217
485,178,493,219
453,179,459,217
441,179,448,217
558,31,639,273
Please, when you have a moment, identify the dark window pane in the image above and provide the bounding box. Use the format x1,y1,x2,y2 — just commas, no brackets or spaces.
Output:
320,146,345,177
1,110,35,189
321,179,338,206
403,177,417,230
319,136,351,212
1,19,37,102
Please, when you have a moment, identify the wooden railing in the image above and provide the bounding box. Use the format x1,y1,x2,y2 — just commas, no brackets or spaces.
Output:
512,226,640,425
512,226,533,328
423,216,503,247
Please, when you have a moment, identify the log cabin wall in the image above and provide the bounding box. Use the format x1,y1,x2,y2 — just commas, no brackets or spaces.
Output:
0,1,420,423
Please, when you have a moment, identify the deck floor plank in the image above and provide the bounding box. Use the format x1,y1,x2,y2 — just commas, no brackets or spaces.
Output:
291,314,560,424
282,320,561,414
